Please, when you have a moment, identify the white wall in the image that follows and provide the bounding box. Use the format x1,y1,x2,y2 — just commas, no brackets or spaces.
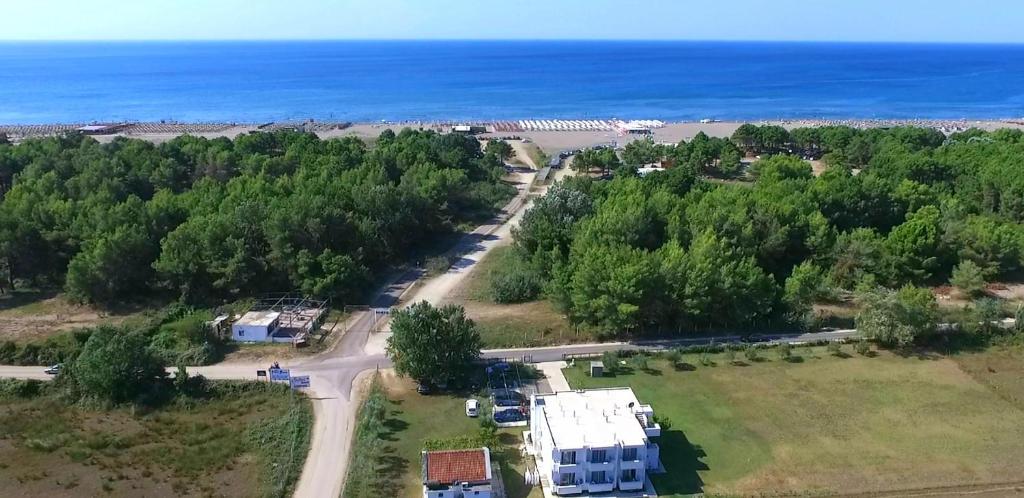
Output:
232,324,269,342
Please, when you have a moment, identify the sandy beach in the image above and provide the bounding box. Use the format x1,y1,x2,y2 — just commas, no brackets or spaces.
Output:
4,119,1023,153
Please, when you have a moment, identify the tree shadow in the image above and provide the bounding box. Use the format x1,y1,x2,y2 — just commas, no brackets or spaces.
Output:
0,289,57,312
652,430,707,496
783,356,805,364
375,449,410,497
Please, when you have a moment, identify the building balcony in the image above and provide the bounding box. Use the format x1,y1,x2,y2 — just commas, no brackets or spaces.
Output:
552,484,583,495
644,423,661,438
552,461,580,474
620,457,645,470
586,479,615,493
619,477,645,491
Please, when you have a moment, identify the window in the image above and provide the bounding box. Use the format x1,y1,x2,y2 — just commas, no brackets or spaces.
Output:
560,451,576,465
591,449,607,463
622,447,638,461
622,469,638,482
591,470,606,484
559,472,576,486
239,330,245,337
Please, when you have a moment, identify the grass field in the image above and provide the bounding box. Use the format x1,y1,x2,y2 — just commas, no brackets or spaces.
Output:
359,371,541,498
444,245,601,349
563,345,1024,497
0,381,311,498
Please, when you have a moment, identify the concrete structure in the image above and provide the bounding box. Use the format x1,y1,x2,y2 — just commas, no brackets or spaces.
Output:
422,447,493,498
528,388,661,496
231,311,281,342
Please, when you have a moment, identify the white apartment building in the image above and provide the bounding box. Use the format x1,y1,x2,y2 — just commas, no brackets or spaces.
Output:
528,388,662,496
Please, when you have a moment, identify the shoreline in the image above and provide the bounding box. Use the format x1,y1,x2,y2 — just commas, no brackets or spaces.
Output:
4,118,1023,153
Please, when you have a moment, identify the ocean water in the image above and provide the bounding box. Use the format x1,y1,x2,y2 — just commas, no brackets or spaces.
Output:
0,41,1023,123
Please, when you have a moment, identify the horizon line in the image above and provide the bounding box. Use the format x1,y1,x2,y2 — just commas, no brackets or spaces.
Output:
1,38,1023,46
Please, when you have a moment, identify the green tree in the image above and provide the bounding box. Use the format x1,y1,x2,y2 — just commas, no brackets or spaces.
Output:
950,260,987,297
484,140,515,162
855,285,937,347
783,261,824,316
68,326,167,404
385,302,482,386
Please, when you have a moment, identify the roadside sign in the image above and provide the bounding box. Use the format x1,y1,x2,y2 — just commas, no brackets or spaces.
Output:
290,375,311,389
269,368,290,381
256,370,267,378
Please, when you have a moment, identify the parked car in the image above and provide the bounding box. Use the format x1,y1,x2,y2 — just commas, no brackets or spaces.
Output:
416,382,432,395
44,364,62,375
465,399,479,417
494,391,524,407
494,410,527,423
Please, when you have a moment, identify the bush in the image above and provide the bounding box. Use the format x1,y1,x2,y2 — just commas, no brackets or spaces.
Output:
489,269,542,303
855,339,871,356
950,260,987,297
744,344,760,362
826,341,843,356
777,342,792,361
0,379,46,399
488,251,543,304
600,351,618,375
632,353,649,371
724,349,737,365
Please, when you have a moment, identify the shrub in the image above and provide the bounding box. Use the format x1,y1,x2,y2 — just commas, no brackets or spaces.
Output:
487,251,543,304
855,339,871,356
777,342,792,361
744,345,760,362
489,269,542,304
950,260,987,297
0,379,46,399
827,341,844,356
724,349,737,365
632,353,649,371
601,351,618,375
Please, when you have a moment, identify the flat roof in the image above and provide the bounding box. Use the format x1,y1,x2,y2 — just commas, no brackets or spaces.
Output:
534,388,650,449
235,310,281,328
423,448,491,485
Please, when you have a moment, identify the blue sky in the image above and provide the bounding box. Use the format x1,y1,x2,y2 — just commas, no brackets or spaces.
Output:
5,0,1024,43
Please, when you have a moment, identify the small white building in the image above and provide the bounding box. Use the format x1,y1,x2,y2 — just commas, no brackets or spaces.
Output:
231,311,281,342
528,388,661,496
422,447,493,498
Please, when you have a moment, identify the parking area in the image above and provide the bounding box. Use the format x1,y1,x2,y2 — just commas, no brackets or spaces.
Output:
485,361,536,427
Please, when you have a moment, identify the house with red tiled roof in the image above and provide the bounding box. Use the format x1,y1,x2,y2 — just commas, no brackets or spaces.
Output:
421,447,493,498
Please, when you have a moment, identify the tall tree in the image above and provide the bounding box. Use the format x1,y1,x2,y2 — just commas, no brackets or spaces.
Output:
386,302,482,386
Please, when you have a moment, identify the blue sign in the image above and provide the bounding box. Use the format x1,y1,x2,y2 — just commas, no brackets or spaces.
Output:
290,375,311,389
269,368,290,381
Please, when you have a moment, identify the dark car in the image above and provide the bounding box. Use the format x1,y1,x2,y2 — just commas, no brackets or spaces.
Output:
494,391,524,407
494,410,527,423
740,334,766,343
416,382,432,395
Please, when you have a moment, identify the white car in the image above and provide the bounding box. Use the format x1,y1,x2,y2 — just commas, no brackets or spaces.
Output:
465,399,479,417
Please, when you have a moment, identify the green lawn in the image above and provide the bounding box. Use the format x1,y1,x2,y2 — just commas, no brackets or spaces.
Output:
377,372,541,498
564,346,1024,497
